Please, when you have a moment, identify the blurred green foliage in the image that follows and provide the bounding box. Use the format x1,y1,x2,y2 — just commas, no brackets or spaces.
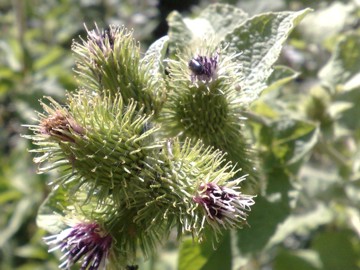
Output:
1,0,360,270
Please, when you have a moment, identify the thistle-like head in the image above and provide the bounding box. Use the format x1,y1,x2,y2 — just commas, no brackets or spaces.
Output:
193,179,255,232
44,222,112,270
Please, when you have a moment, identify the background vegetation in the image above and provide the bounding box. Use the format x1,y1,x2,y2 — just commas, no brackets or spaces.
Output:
1,0,360,269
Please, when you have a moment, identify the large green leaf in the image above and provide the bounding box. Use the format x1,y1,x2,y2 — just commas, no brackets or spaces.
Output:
167,11,193,55
260,118,319,167
167,4,249,53
199,4,249,39
311,230,360,270
222,9,311,104
236,195,290,254
266,204,333,250
237,168,291,254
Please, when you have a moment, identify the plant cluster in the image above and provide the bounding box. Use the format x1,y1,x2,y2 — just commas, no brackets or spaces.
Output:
25,4,303,268
13,1,360,270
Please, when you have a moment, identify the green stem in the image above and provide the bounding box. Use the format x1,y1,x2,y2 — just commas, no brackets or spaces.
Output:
318,136,352,172
12,0,27,74
242,111,272,127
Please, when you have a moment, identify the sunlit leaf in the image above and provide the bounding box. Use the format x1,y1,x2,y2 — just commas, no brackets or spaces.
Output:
199,4,248,39
222,9,311,104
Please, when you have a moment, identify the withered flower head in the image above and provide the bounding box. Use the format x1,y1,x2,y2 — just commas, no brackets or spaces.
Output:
40,110,84,143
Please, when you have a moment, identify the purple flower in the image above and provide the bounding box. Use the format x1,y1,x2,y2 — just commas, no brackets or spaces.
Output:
193,182,255,228
44,222,112,270
85,24,119,55
188,53,219,83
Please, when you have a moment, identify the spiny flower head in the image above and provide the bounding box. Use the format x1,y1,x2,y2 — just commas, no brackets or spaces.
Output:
25,90,165,206
162,45,244,138
85,24,117,55
44,221,112,270
128,138,255,242
81,23,127,61
64,91,164,204
23,97,86,178
25,96,85,144
72,24,158,114
160,43,259,188
193,180,255,235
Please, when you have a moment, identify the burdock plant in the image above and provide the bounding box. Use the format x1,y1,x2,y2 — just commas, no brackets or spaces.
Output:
25,3,309,270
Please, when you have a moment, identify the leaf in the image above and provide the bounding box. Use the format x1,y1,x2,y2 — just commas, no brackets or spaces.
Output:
260,118,319,166
141,36,169,106
167,11,193,54
334,86,360,130
237,168,291,254
0,39,22,70
178,232,232,270
167,4,249,54
141,36,169,82
199,4,249,39
36,186,69,234
311,230,360,270
33,47,65,71
178,239,208,270
236,194,290,254
266,204,333,249
298,2,351,45
265,65,300,93
201,232,232,270
319,34,360,91
0,197,35,248
327,101,353,119
235,160,297,255
274,249,322,270
142,36,169,77
222,9,311,104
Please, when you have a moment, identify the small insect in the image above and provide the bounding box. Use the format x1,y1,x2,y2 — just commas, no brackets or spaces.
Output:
188,58,205,75
188,53,219,83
